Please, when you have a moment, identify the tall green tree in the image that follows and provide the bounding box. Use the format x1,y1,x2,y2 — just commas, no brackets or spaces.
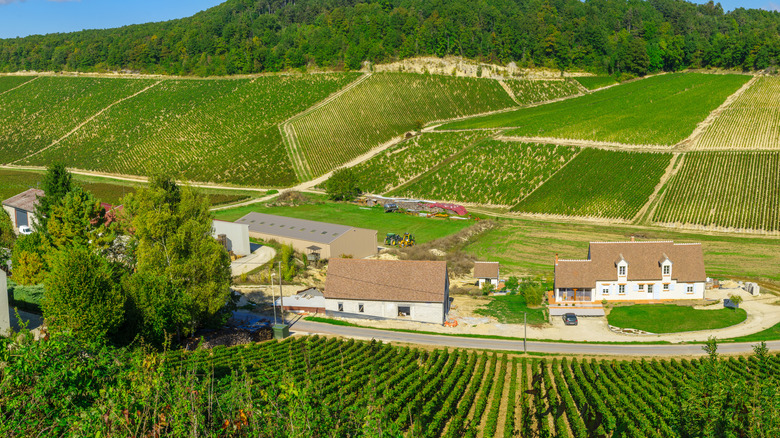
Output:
46,187,109,250
10,233,50,285
42,245,125,341
35,163,73,226
123,176,231,340
325,168,362,201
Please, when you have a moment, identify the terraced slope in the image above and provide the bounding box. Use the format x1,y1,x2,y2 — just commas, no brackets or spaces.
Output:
440,73,750,146
653,152,780,232
694,76,780,150
503,79,582,104
289,73,516,178
351,131,494,194
0,77,156,162
22,74,358,186
511,148,672,220
392,140,578,206
0,75,36,94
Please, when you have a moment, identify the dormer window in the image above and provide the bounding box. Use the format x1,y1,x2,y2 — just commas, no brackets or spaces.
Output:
663,265,670,276
619,265,626,276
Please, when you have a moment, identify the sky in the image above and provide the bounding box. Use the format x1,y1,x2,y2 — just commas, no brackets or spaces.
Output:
0,0,777,40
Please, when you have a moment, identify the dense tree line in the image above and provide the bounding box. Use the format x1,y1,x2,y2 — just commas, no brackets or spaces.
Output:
0,0,778,77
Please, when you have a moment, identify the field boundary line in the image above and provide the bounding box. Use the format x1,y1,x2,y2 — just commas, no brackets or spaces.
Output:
498,80,519,104
498,135,671,152
510,148,582,207
678,74,757,151
0,76,38,97
382,132,499,195
650,220,779,236
279,73,372,182
632,153,683,224
13,80,163,164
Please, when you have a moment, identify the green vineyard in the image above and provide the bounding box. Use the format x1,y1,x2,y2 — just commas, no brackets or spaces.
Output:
440,73,750,146
350,131,494,194
20,74,358,186
694,76,780,150
511,148,672,219
574,76,617,90
157,336,779,437
653,152,780,232
289,73,517,179
503,79,582,104
393,140,578,206
0,76,156,162
0,75,36,94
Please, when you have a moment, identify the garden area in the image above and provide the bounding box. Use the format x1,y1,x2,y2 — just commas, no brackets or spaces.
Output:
607,304,747,333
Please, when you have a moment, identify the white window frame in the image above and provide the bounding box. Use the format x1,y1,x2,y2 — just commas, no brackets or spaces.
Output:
648,284,654,294
618,284,626,294
619,265,626,276
337,302,344,312
638,284,645,292
663,265,670,276
358,303,365,313
663,283,670,292
602,287,610,295
686,286,694,294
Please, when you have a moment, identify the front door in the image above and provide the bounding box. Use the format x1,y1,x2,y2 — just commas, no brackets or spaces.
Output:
15,209,28,228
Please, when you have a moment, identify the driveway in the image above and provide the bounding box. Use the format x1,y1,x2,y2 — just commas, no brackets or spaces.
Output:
231,245,276,277
289,319,779,356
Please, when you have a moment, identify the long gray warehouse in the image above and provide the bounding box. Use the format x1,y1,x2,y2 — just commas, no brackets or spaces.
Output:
234,212,377,260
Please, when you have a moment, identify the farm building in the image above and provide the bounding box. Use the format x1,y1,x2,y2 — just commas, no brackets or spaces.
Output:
323,259,450,324
554,240,706,303
2,188,43,231
234,212,377,260
474,261,500,288
212,220,251,257
274,287,326,314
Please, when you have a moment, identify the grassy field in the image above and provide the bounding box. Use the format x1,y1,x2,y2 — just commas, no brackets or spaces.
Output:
392,140,578,206
653,152,780,232
511,148,672,219
0,168,254,207
694,76,780,150
212,198,474,244
462,216,780,287
21,74,358,186
607,304,747,333
440,73,750,145
290,73,516,178
503,79,581,104
0,75,36,93
574,76,617,90
473,294,547,324
350,131,494,194
0,77,156,162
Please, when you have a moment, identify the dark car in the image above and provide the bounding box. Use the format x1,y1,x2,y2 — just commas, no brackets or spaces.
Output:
384,203,399,213
562,313,578,326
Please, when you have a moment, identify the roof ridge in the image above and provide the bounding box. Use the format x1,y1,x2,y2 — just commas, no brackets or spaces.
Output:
589,240,675,244
558,259,591,262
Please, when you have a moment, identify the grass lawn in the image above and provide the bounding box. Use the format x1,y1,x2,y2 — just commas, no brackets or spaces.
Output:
473,294,547,325
212,199,474,244
724,322,780,343
607,304,747,333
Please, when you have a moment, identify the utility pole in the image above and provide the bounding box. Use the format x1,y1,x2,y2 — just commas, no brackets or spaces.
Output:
523,311,527,354
278,261,284,323
271,272,277,325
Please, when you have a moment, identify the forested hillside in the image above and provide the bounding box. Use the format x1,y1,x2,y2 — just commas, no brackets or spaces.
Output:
0,0,778,76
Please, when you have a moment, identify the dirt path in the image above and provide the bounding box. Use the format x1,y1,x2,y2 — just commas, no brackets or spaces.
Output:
678,75,757,151
498,135,672,152
498,80,519,104
0,76,38,97
632,153,683,224
512,148,582,206
279,73,372,180
13,80,163,164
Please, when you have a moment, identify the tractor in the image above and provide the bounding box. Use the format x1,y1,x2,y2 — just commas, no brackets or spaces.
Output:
384,233,415,247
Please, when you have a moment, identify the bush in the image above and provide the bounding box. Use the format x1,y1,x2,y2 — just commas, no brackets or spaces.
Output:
325,167,362,201
7,279,45,312
729,294,743,305
520,281,545,307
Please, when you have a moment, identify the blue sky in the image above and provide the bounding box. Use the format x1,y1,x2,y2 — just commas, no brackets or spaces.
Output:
0,0,777,40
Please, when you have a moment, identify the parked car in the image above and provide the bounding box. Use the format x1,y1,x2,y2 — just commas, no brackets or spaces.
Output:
562,313,578,326
18,225,33,235
384,203,398,213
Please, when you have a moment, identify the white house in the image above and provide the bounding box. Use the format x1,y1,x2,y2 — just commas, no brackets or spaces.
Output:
554,240,706,303
2,188,43,231
474,261,500,288
323,258,450,324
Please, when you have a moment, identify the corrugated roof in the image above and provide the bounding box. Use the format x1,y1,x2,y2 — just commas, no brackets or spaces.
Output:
473,261,499,279
235,212,358,244
555,241,706,288
2,188,43,212
324,258,448,303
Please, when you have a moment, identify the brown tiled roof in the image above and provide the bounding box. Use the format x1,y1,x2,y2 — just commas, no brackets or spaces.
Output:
555,241,706,288
473,261,499,279
2,188,43,212
324,258,447,303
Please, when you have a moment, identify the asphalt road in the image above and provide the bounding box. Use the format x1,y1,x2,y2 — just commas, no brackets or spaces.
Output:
289,320,779,356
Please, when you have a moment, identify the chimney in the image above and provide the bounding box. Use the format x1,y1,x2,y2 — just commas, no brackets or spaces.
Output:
630,235,635,242
555,253,559,266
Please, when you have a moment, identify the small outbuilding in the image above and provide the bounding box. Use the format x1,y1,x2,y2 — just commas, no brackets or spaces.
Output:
275,287,326,314
323,258,450,324
2,188,43,231
474,261,500,288
212,220,251,257
235,212,377,260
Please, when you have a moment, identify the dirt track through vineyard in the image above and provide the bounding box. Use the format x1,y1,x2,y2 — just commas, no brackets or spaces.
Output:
0,76,38,97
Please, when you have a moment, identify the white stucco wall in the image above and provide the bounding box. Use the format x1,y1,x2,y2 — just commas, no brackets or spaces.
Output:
324,298,446,324
212,220,251,256
583,280,705,301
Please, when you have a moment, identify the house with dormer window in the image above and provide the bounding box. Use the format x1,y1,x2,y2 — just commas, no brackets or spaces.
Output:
553,240,706,302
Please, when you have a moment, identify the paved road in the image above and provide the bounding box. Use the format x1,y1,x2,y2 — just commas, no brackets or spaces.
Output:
289,320,778,356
